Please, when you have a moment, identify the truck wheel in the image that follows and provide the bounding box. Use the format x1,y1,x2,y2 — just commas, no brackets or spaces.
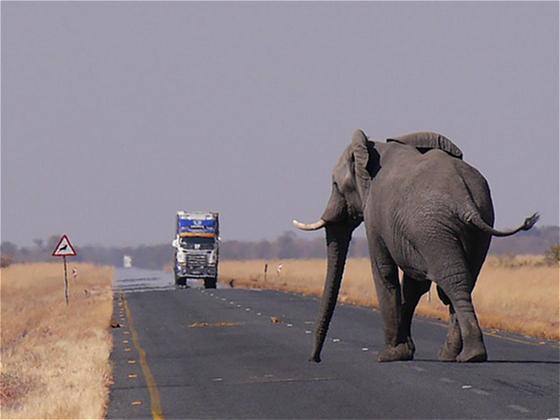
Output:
175,276,187,287
204,277,217,289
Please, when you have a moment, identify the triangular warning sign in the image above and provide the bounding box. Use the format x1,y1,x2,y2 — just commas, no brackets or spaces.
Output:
52,234,77,257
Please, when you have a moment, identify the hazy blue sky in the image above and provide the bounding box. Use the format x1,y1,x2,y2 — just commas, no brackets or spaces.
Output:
2,2,558,247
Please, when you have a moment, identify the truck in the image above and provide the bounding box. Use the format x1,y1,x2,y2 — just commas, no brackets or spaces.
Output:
123,255,132,269
171,211,219,288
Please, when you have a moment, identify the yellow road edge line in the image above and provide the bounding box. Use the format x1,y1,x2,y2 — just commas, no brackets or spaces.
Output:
122,293,165,420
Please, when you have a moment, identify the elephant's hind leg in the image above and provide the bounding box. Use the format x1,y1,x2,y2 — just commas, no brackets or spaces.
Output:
401,275,431,355
437,273,487,363
436,286,462,362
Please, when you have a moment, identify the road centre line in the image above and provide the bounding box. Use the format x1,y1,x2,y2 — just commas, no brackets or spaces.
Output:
210,292,546,360
210,296,546,360
210,293,519,364
122,293,164,420
204,289,554,349
508,404,530,413
471,388,490,396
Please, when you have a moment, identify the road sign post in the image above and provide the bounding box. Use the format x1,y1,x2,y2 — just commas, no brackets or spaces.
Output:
63,256,69,304
51,234,77,305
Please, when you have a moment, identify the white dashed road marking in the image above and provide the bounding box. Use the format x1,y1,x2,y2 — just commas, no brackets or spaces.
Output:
508,404,530,414
471,389,490,396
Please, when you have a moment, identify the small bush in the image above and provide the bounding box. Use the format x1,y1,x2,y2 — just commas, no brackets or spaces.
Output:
495,254,517,268
544,244,560,266
1,254,14,268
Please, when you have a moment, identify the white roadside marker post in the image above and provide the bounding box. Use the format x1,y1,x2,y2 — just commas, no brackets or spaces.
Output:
51,234,77,305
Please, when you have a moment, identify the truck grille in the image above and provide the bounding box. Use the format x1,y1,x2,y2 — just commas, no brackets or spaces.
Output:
187,254,209,271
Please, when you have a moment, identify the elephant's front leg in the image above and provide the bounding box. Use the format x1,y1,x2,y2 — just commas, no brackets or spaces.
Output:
371,260,414,362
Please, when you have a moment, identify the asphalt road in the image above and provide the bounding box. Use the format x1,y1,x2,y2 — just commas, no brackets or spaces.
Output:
108,268,559,419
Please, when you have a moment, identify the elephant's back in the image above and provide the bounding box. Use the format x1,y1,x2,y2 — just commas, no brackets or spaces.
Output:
408,152,495,241
374,150,495,276
418,150,491,199
374,148,494,222
384,151,493,231
393,150,467,199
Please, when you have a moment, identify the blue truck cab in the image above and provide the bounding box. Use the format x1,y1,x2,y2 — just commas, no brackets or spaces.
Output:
172,211,219,288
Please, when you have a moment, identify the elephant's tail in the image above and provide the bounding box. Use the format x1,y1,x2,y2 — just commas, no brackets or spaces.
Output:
464,211,539,237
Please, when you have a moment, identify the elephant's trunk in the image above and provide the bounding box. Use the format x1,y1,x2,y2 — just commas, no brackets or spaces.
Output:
310,223,352,363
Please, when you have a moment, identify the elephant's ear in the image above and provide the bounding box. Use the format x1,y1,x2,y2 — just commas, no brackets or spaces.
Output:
350,129,372,199
387,132,463,159
351,129,370,181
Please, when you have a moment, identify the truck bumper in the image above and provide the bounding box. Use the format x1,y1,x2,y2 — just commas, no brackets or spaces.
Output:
175,265,217,278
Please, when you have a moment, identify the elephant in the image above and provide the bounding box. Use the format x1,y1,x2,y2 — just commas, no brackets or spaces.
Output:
293,130,538,363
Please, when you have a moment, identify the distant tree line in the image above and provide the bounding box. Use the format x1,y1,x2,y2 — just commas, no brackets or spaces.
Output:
220,232,374,260
1,226,558,270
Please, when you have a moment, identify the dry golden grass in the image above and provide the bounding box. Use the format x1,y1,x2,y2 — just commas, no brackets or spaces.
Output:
1,263,114,419
219,256,559,341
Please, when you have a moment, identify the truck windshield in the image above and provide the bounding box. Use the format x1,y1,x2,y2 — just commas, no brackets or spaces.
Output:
179,237,215,250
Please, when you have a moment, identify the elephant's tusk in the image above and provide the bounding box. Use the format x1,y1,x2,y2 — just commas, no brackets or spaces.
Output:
292,219,327,231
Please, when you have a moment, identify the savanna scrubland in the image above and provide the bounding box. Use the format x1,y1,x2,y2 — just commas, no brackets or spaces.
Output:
219,255,559,341
0,263,113,419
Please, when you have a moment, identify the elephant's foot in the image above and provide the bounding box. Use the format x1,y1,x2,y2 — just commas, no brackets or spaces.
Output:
309,353,321,363
456,344,487,363
439,312,462,362
438,345,460,362
438,337,462,362
377,342,414,362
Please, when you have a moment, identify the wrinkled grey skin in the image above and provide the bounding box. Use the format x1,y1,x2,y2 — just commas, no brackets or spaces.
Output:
301,130,538,363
